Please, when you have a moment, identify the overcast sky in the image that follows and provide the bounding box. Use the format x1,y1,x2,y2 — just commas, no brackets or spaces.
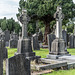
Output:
0,0,75,21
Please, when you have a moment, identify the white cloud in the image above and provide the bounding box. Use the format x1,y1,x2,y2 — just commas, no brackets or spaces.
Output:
73,0,75,3
0,0,20,21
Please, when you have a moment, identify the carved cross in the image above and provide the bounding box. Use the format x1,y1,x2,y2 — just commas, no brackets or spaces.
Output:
18,10,30,39
54,6,64,39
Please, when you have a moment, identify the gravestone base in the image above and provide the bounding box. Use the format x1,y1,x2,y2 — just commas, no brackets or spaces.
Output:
47,38,70,59
15,38,41,60
51,38,69,55
47,54,71,59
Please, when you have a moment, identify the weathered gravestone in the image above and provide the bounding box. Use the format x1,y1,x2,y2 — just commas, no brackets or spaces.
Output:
69,34,74,48
47,34,56,53
62,30,67,50
16,9,40,59
6,54,31,75
32,33,40,50
0,29,8,59
38,29,43,43
74,25,75,48
4,29,10,41
9,32,18,48
1,33,8,59
47,6,69,59
67,33,70,46
0,40,3,75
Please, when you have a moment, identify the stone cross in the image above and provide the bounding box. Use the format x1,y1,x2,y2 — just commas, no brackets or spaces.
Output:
18,10,30,39
54,6,64,39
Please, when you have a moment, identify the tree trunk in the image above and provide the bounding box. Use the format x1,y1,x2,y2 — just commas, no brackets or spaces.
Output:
44,23,51,45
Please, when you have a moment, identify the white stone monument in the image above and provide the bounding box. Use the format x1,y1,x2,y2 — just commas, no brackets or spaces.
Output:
47,6,70,59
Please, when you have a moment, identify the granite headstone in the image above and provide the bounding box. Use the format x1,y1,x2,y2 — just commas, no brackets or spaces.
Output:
9,32,18,48
6,54,31,75
32,33,40,50
47,34,56,53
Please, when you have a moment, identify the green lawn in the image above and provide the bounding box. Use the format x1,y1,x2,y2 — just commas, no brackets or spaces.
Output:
7,48,75,75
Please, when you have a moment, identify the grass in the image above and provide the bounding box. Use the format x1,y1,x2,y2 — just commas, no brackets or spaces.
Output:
7,48,75,75
43,69,75,75
7,47,17,58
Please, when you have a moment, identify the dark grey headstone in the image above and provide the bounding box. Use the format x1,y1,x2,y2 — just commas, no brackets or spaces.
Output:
9,39,18,48
74,36,75,48
47,34,56,53
32,34,40,50
38,30,43,42
9,32,18,48
67,33,70,46
0,40,3,75
69,34,74,48
6,54,31,75
62,30,67,50
4,30,10,42
0,31,8,59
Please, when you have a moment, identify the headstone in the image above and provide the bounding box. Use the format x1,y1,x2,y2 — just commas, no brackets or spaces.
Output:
47,34,56,53
62,30,67,50
32,33,40,50
9,32,18,48
4,29,10,47
6,54,31,75
74,25,75,48
38,29,43,43
4,29,10,42
67,33,70,46
0,40,3,75
0,31,8,59
16,9,40,59
47,6,70,59
69,34,74,48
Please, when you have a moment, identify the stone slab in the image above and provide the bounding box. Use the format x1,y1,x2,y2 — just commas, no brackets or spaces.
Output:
59,55,75,61
31,58,67,71
47,54,71,59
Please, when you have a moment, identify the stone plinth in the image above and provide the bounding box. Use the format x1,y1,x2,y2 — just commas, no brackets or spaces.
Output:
16,38,35,57
47,38,70,59
50,38,69,55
